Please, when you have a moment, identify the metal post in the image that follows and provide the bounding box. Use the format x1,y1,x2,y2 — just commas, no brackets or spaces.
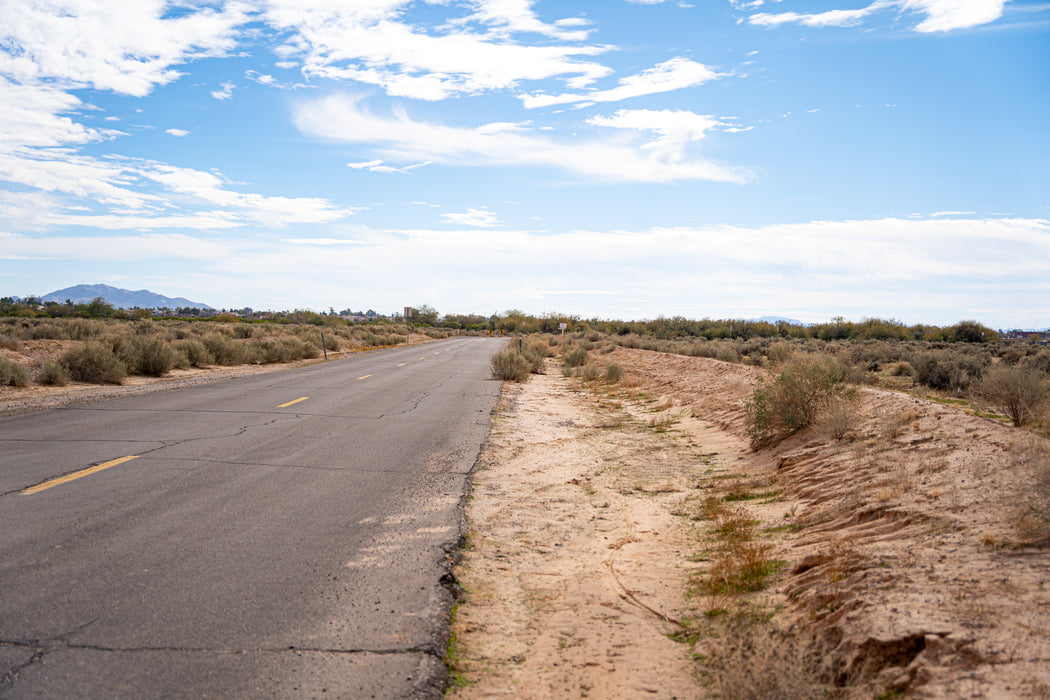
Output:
321,332,327,359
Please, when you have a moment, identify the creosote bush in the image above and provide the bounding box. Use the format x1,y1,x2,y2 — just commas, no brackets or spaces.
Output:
745,354,848,449
980,365,1048,427
60,343,127,384
563,347,590,368
38,360,71,386
0,357,30,387
490,350,531,382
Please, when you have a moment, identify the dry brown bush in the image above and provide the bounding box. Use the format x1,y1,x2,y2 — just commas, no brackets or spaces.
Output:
706,619,832,700
979,365,1048,426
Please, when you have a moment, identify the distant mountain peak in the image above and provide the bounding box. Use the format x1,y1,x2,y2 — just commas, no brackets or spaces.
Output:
41,284,213,310
750,315,803,326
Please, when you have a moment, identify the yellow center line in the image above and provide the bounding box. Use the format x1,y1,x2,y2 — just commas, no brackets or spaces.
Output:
277,397,309,408
433,351,441,354
357,374,372,380
22,455,140,495
396,363,406,367
418,357,426,360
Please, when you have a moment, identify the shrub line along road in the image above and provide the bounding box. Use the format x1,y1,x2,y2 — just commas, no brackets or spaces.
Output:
0,337,504,699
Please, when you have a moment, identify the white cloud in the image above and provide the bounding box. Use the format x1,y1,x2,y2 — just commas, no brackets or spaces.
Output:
0,231,233,261
12,216,1044,325
903,0,1006,32
520,57,722,109
95,215,1050,324
347,159,431,174
0,0,247,97
165,128,189,137
0,77,120,149
294,95,751,184
748,0,1006,32
210,81,235,100
441,208,500,227
261,0,613,100
457,0,593,41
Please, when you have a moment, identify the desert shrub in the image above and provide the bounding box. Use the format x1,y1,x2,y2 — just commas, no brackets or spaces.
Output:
890,361,915,377
563,347,590,368
0,357,30,387
745,354,847,448
175,338,214,367
706,619,831,700
1023,350,1050,375
244,337,319,364
60,343,127,384
912,350,987,393
320,333,339,352
617,334,642,349
1009,438,1050,542
490,350,531,382
38,360,71,386
66,318,99,340
26,321,64,340
202,333,242,365
821,393,860,440
0,331,20,350
765,340,792,365
979,365,1048,427
581,363,601,381
120,336,177,376
524,338,553,358
520,346,546,374
998,345,1028,366
604,363,624,383
232,324,255,339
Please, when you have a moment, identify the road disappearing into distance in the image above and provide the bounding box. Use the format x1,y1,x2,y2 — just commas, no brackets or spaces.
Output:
0,337,504,698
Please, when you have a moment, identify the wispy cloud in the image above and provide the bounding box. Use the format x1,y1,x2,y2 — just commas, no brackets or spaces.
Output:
749,0,1007,33
165,128,189,137
295,95,751,184
347,159,431,174
520,57,722,109
441,208,501,228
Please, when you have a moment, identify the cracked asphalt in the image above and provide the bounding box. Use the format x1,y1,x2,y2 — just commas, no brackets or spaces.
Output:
0,337,504,699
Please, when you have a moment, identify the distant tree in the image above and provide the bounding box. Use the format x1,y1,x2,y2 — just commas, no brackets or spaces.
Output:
414,304,439,325
82,297,118,318
949,320,998,344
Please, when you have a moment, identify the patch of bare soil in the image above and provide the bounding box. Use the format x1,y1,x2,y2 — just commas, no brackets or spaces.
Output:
450,348,1050,699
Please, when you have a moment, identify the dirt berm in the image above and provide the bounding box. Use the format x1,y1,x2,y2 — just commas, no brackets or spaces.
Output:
449,347,1050,699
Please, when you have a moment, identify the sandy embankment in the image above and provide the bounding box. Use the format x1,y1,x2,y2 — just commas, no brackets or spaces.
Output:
450,348,1050,699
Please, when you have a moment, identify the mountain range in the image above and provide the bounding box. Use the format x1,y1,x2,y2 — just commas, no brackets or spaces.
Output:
40,284,213,310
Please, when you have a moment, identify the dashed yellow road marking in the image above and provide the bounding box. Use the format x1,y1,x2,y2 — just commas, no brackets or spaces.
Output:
277,397,309,408
396,363,407,367
22,456,140,495
357,374,372,380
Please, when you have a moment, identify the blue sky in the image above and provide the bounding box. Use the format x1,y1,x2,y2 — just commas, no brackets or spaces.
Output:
1,0,1047,327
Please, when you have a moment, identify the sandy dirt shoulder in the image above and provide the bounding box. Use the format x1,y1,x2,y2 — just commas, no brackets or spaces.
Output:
449,348,1050,699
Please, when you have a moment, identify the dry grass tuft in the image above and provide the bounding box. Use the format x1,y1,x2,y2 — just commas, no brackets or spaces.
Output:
704,616,832,700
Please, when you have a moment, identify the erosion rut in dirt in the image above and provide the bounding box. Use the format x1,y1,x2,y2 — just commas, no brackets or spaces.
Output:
449,348,1050,699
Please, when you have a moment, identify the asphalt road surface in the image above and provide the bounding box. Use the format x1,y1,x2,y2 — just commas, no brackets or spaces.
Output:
0,337,505,699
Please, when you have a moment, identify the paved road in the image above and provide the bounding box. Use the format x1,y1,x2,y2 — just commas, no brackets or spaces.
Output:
0,337,504,698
